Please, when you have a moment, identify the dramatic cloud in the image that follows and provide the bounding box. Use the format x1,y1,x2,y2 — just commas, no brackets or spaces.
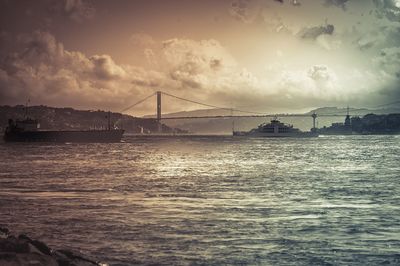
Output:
373,0,400,21
275,65,341,101
0,32,263,113
324,0,350,10
0,28,398,114
374,47,400,75
162,38,237,89
355,25,399,50
91,55,126,80
0,0,399,113
298,24,334,39
0,31,154,111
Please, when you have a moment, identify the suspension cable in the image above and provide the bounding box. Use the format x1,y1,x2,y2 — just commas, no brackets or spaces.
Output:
119,92,155,113
161,91,266,115
374,100,400,108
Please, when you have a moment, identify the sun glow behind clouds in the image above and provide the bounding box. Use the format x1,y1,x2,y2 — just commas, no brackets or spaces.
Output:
0,0,399,114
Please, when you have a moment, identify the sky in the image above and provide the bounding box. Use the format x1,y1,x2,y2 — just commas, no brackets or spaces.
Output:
0,0,399,116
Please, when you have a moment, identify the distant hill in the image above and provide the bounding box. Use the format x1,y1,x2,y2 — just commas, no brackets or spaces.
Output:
3,105,396,135
0,105,186,134
154,106,400,118
155,106,400,134
306,106,400,115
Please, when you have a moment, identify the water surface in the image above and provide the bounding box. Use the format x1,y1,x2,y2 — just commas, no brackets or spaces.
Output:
0,135,399,265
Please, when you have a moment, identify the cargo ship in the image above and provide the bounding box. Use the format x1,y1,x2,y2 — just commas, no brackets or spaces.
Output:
233,118,318,138
3,115,124,143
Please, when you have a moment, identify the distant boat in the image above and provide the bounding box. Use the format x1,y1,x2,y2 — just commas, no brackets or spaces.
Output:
4,117,124,143
233,118,318,138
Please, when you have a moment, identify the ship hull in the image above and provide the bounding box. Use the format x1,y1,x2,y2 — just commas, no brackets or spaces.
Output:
4,129,124,143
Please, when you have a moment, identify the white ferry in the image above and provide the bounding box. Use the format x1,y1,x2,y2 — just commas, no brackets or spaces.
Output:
233,118,318,138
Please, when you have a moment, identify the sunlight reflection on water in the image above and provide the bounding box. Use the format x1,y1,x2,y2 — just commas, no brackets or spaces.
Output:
0,135,399,265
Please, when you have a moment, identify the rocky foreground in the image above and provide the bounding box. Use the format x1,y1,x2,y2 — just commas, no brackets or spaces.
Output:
0,227,107,266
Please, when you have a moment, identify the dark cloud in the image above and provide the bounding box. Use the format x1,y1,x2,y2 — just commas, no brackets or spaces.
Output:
210,59,222,70
375,47,400,75
324,0,350,10
272,0,301,6
298,24,334,39
353,22,400,51
0,32,261,113
0,0,398,113
0,31,13,60
0,31,152,110
373,0,400,21
49,0,96,23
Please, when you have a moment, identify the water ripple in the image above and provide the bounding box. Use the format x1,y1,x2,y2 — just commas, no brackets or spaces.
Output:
0,135,399,265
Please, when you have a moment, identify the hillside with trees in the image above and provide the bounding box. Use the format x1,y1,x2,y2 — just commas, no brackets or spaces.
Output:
0,105,186,134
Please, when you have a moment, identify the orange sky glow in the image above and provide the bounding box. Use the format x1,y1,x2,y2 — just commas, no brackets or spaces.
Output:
0,0,399,116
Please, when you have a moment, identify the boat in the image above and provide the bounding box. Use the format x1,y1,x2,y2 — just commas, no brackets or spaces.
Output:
4,116,124,143
233,118,318,138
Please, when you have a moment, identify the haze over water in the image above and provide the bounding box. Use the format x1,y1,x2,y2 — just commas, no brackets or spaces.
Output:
0,135,399,265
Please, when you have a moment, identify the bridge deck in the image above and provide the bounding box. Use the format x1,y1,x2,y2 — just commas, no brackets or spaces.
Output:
160,114,345,120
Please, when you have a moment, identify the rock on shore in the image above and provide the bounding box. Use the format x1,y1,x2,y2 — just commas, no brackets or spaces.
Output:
0,227,107,266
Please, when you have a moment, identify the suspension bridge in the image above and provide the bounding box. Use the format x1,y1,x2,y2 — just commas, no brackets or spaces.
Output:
119,91,399,132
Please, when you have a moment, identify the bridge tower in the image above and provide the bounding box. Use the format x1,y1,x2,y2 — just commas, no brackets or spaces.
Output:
156,91,162,132
344,106,351,127
311,112,317,132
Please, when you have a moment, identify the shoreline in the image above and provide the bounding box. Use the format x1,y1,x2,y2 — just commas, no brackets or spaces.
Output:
0,227,107,266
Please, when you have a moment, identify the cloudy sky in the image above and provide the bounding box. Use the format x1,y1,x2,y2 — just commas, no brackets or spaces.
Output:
0,0,399,115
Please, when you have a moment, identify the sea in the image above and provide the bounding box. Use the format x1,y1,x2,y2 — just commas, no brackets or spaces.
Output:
0,135,399,265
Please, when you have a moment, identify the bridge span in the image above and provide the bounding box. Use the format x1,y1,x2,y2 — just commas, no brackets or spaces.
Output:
119,91,358,132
